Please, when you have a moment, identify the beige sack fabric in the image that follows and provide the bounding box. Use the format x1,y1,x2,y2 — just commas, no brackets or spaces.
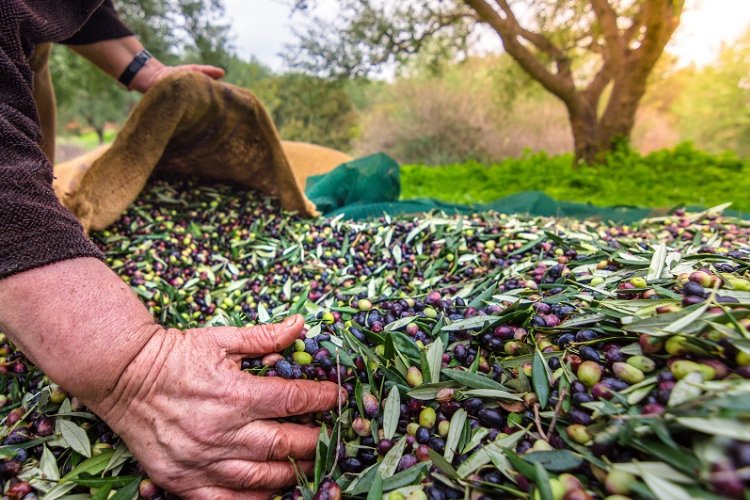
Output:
53,72,350,233
54,141,352,225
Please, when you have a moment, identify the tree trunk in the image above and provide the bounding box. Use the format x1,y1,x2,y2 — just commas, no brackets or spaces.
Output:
94,125,106,145
566,97,601,165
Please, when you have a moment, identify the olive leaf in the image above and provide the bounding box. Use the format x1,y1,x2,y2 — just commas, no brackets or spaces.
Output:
444,409,467,463
58,420,91,458
426,338,444,384
383,385,401,441
532,349,550,409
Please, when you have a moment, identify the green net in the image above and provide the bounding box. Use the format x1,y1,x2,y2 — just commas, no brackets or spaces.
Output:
305,153,747,222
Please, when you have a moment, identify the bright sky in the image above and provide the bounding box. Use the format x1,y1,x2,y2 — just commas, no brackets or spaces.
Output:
224,0,750,70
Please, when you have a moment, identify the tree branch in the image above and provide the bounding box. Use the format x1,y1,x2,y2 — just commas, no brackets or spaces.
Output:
590,0,625,67
464,0,576,101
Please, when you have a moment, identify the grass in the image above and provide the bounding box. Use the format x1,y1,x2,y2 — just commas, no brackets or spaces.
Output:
57,130,117,150
400,143,750,212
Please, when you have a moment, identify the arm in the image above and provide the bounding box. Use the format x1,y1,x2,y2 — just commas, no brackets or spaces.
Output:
59,0,223,93
68,36,225,94
0,258,340,498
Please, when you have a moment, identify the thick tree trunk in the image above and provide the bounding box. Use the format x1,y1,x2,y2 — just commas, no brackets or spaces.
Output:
566,79,642,165
566,96,602,165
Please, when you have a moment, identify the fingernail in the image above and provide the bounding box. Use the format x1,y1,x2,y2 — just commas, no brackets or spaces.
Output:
283,315,298,327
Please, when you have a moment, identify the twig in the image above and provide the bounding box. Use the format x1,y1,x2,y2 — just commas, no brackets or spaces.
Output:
533,403,548,442
546,387,568,438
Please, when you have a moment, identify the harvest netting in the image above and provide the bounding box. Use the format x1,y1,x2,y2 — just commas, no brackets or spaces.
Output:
1,175,750,499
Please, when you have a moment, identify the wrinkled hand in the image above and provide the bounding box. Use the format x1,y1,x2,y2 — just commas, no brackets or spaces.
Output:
88,315,339,499
130,61,225,93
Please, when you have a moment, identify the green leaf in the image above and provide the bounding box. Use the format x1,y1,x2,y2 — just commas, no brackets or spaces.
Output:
60,450,115,482
90,485,113,500
379,436,406,478
407,381,459,400
469,283,497,308
390,331,422,362
41,482,77,500
523,450,583,472
40,445,60,481
462,388,523,402
314,425,328,489
103,443,132,475
383,385,401,441
643,472,692,500
442,315,501,332
109,476,142,500
320,341,355,367
533,462,554,500
647,243,668,281
457,431,524,478
533,349,550,409
58,420,91,458
426,338,444,385
72,475,141,488
257,303,270,323
441,368,508,391
676,417,750,440
622,303,706,336
344,463,379,495
0,436,54,456
613,462,693,484
428,449,458,479
444,409,467,464
668,371,704,407
382,462,430,492
461,427,489,455
502,448,538,479
384,316,418,332
367,473,383,500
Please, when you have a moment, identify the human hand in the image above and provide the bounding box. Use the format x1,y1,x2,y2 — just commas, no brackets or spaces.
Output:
88,315,339,499
129,61,225,93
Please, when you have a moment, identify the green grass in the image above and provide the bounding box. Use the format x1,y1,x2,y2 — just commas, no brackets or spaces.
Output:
57,129,117,150
400,143,750,212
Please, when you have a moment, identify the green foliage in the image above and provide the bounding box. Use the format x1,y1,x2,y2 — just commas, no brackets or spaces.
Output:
224,64,360,151
670,28,750,157
400,143,750,211
50,47,136,143
51,0,231,139
270,74,358,151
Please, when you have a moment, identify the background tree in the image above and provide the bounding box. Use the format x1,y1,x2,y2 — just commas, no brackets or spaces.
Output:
288,0,685,163
669,27,750,157
51,0,232,144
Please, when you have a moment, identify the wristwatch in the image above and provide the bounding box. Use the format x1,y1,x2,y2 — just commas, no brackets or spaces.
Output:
118,49,153,88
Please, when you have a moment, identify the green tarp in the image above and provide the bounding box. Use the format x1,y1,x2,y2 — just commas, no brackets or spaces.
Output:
304,153,742,223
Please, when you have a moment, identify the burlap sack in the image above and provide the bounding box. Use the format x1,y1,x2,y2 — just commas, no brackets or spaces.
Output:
53,71,351,233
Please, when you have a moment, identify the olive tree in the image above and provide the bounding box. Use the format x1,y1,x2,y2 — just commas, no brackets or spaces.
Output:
288,0,684,163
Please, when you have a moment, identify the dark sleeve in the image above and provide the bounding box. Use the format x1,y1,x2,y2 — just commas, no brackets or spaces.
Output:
0,48,103,279
60,0,133,45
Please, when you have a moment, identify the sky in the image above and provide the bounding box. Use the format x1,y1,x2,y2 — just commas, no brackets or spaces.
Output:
223,0,750,71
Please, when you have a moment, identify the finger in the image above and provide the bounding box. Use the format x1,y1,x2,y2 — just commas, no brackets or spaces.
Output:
208,459,314,490
181,64,225,79
240,376,341,419
201,66,226,79
184,488,279,500
210,315,303,356
237,420,321,461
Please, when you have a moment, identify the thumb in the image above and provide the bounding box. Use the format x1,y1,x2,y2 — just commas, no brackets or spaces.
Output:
208,315,303,356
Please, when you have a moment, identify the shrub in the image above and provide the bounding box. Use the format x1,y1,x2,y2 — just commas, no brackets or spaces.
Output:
401,143,750,212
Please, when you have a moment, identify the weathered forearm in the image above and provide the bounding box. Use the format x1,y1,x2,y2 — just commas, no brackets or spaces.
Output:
0,257,158,406
69,36,168,93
